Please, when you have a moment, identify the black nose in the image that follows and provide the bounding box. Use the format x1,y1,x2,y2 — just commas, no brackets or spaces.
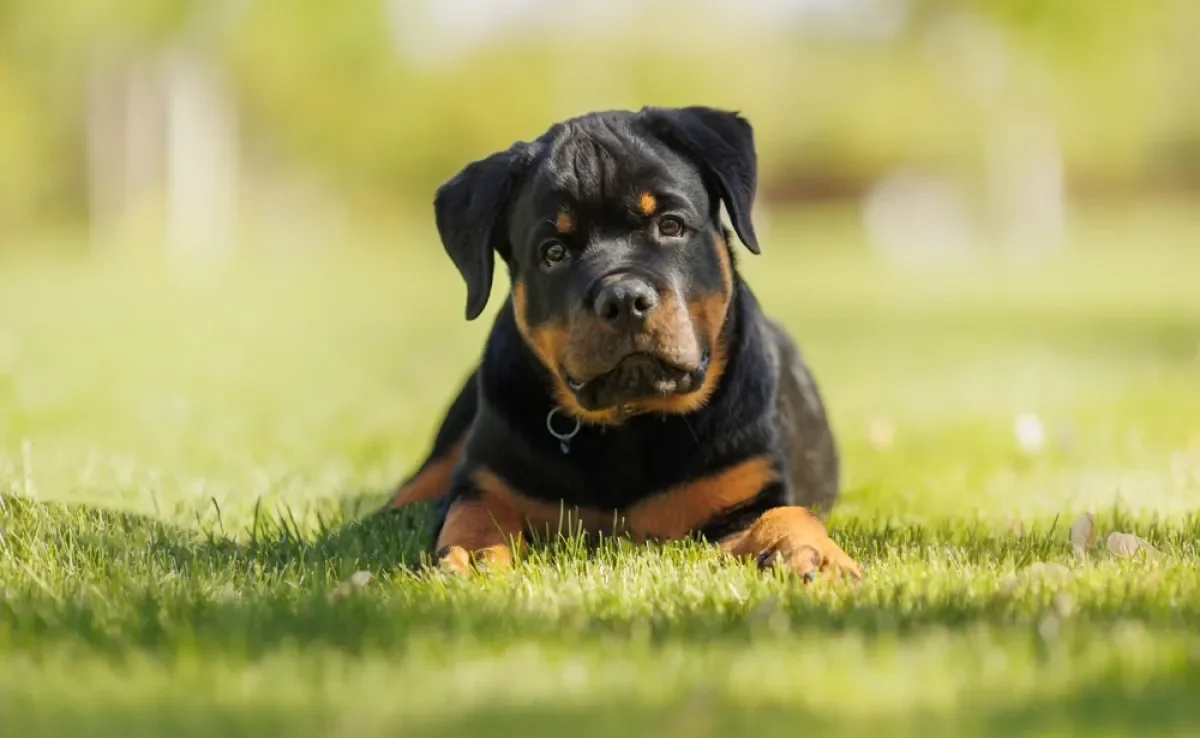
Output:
593,277,659,329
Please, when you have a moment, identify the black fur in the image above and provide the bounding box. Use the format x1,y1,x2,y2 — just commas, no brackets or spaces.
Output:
405,106,839,550
435,143,536,320
641,106,760,254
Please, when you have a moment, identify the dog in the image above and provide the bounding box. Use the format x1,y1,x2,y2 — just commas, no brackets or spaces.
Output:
386,106,861,581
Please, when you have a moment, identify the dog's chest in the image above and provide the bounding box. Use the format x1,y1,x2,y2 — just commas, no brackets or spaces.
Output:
507,420,770,543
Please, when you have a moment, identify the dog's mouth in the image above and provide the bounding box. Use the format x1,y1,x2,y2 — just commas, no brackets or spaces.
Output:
565,351,711,412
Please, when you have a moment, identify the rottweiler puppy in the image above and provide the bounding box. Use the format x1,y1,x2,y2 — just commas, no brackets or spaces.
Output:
387,106,861,581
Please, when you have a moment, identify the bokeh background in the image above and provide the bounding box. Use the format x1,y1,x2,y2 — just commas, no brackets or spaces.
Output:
1,0,1198,523
2,0,1198,256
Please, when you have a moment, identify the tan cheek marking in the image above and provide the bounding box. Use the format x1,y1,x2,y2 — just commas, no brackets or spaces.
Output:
559,237,731,421
512,280,528,327
513,281,568,381
638,290,699,365
714,231,734,294
556,211,574,234
515,282,624,427
635,232,732,417
626,456,778,542
685,288,730,363
638,192,657,216
642,231,732,415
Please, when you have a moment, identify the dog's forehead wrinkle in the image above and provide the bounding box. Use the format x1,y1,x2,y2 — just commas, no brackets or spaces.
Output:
542,120,671,208
513,116,714,259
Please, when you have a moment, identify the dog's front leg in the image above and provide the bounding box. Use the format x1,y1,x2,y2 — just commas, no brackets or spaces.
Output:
434,486,524,575
720,507,862,582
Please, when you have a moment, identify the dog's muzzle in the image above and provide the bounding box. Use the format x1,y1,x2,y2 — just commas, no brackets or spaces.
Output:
566,351,710,411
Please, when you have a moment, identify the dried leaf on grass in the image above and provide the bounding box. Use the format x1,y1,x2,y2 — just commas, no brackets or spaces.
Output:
328,570,375,600
1069,512,1095,559
1105,532,1159,559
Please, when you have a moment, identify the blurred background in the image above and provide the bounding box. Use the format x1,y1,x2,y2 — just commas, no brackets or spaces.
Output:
1,0,1197,258
0,0,1198,523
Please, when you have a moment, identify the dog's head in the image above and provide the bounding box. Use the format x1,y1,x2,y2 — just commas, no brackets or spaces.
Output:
435,106,760,425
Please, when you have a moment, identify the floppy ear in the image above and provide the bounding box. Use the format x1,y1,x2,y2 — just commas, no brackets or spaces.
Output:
640,106,760,254
434,143,534,320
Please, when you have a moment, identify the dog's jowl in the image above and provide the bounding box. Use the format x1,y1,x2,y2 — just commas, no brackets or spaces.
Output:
388,106,861,582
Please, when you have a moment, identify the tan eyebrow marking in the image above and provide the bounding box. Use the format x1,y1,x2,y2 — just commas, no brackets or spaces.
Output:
638,192,657,216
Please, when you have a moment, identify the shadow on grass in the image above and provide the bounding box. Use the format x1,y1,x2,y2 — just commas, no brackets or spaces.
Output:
2,489,437,576
365,667,1200,738
3,662,1199,738
4,493,1200,657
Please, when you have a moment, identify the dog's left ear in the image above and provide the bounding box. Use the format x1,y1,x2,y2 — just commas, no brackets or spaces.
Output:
640,106,760,254
434,142,535,321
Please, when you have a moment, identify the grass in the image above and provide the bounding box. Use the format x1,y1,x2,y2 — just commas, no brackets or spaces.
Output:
2,202,1200,736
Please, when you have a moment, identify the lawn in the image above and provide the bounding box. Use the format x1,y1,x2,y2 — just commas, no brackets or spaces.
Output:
2,203,1199,737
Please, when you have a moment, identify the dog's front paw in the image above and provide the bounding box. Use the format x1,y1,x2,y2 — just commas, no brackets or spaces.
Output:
756,536,862,583
435,543,514,576
436,545,475,576
724,506,862,583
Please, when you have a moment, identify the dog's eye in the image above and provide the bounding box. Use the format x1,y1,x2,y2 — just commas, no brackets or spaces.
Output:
541,241,567,265
658,216,685,238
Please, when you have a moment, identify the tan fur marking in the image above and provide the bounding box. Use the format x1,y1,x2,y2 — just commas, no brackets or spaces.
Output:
388,439,464,508
635,289,699,368
638,192,657,215
513,281,623,425
626,456,778,542
720,507,863,581
555,211,574,234
435,497,522,573
509,231,734,426
636,232,732,415
473,468,612,538
437,545,474,575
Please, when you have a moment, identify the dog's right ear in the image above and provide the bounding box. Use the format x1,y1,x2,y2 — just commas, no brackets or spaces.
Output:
434,143,534,321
